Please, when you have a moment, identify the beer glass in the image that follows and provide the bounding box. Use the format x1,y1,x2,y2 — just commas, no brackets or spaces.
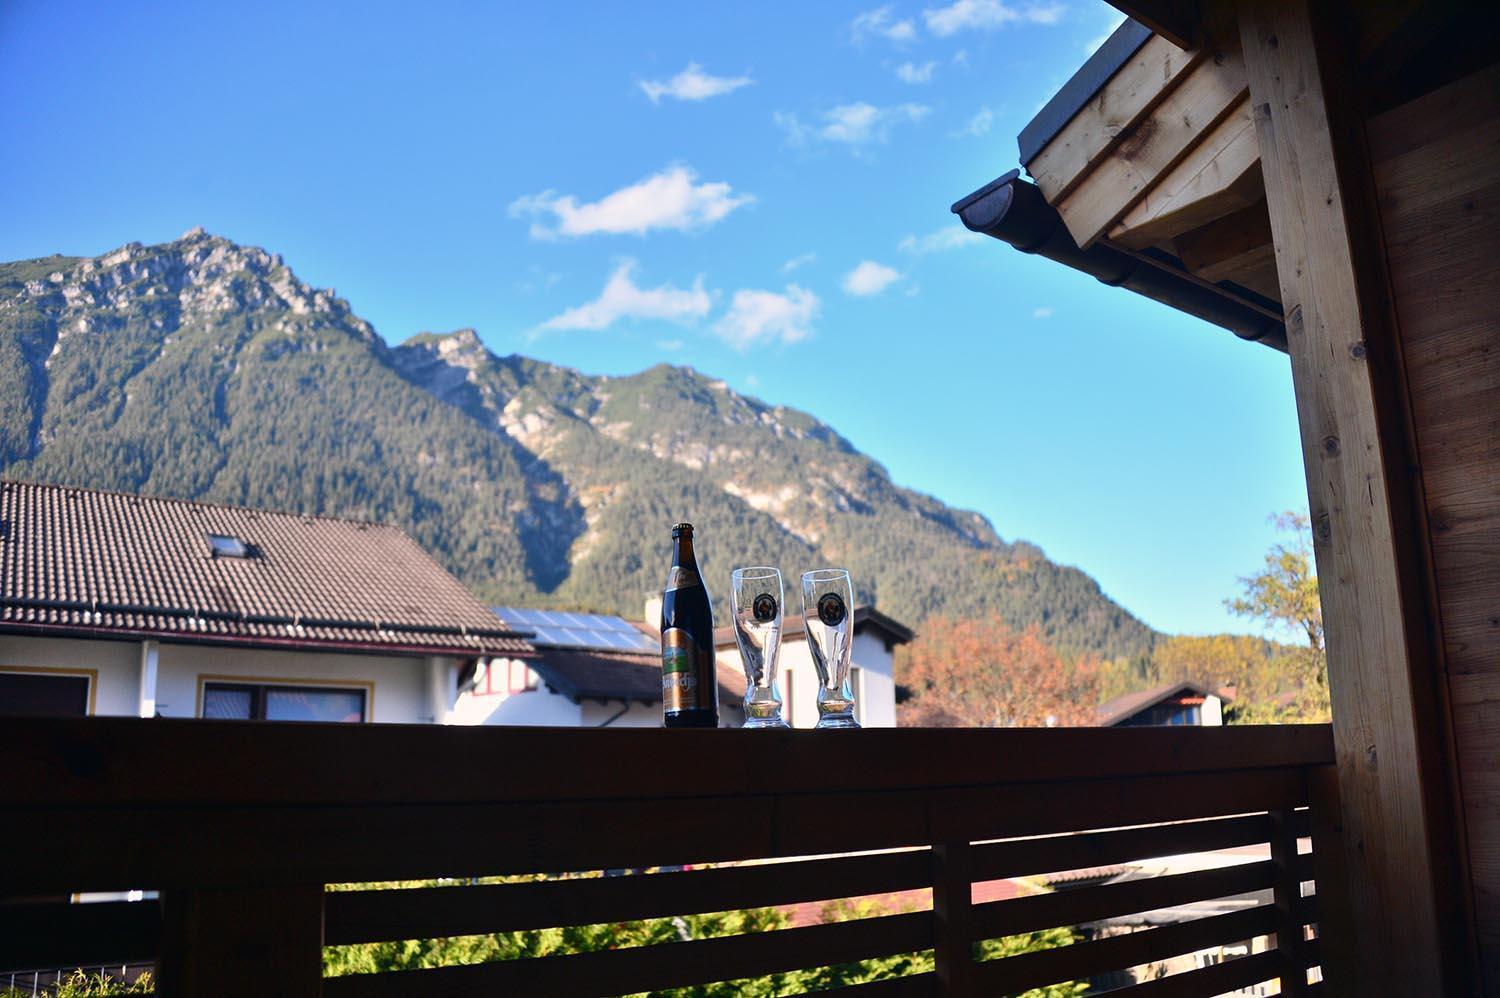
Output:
731,567,789,728
800,568,859,729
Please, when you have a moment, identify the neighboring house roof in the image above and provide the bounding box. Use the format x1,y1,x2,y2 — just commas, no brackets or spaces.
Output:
0,480,532,657
492,606,658,654
528,646,746,706
711,605,916,651
497,607,746,706
1096,680,1219,727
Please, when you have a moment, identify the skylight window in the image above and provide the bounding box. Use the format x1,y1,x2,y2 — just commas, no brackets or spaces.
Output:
207,533,251,559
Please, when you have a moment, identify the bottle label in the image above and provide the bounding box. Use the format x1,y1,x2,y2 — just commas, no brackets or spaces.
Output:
664,566,700,591
661,627,715,712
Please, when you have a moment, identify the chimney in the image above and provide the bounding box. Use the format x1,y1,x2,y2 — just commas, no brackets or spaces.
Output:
644,594,663,631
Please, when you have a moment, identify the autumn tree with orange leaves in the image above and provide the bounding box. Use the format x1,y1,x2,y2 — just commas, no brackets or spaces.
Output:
896,614,1101,727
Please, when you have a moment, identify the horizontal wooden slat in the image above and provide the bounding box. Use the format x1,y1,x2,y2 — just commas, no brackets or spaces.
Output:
1057,46,1249,248
325,849,932,945
1109,97,1262,250
0,770,1312,894
0,900,159,971
1030,34,1207,202
0,719,1336,808
972,860,1276,941
323,909,932,998
975,905,1278,994
1107,948,1281,997
970,812,1273,882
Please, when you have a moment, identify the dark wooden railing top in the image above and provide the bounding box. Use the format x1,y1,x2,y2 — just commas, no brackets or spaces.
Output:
6,716,1336,806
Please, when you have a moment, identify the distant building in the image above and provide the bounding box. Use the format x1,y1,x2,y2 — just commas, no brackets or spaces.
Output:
1097,680,1226,728
0,480,532,723
456,607,747,727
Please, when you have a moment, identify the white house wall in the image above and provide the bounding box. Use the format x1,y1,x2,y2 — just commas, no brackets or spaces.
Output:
715,628,898,729
154,643,431,722
580,700,660,728
0,633,440,723
0,634,139,716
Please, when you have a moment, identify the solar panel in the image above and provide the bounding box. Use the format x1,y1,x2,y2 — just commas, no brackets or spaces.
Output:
491,606,658,653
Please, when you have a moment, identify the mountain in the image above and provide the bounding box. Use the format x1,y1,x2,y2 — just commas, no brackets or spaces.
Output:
0,230,1156,660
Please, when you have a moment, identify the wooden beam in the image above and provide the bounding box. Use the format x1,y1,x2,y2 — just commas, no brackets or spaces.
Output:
1029,34,1205,203
1236,0,1466,993
1174,199,1273,283
1105,1,1199,50
1108,96,1262,249
1055,45,1247,248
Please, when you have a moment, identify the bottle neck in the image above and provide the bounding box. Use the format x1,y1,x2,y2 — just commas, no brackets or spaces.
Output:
672,534,697,567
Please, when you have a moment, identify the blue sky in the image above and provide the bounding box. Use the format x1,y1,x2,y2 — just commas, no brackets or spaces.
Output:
0,0,1307,638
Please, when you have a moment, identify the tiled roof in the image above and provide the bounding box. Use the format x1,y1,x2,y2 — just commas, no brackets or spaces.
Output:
1096,680,1217,727
0,480,532,656
532,646,746,705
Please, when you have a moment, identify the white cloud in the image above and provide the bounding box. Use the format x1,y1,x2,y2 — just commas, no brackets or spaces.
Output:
537,261,711,333
657,338,685,351
895,60,938,84
776,102,929,147
924,0,1065,36
899,227,984,253
842,260,903,296
714,286,820,350
640,63,754,103
851,5,917,42
1032,306,1054,319
509,165,753,239
953,106,994,138
782,252,818,273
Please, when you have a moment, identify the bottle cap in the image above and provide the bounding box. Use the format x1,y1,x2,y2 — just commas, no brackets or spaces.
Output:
671,522,694,536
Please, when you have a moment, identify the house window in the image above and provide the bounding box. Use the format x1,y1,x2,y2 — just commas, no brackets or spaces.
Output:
206,533,252,559
0,671,90,716
203,682,366,722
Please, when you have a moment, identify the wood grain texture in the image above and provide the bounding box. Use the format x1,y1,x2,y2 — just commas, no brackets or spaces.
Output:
1367,60,1500,991
1056,46,1248,248
1109,97,1263,249
1029,34,1205,203
1238,0,1452,993
1174,199,1275,283
0,717,1335,807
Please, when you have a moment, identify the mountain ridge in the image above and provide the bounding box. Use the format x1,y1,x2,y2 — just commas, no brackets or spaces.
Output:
0,230,1157,660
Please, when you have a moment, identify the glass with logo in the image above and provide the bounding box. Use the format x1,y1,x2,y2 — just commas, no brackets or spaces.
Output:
731,567,790,728
800,568,858,729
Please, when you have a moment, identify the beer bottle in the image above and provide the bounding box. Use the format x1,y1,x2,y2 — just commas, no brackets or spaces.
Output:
660,523,720,728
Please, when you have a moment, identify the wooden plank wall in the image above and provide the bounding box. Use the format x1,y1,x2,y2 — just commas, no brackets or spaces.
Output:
1367,61,1500,992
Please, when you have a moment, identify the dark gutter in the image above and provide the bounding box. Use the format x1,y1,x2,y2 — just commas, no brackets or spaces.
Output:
1018,18,1153,166
952,171,1287,351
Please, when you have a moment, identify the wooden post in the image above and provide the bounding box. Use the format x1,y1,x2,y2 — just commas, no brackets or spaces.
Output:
1307,765,1356,997
931,841,975,995
1235,0,1464,993
1268,809,1308,996
156,885,323,998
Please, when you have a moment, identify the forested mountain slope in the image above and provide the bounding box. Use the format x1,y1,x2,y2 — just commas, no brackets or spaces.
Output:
0,230,1156,659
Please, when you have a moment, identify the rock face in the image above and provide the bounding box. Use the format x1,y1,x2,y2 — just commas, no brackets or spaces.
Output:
0,232,1156,659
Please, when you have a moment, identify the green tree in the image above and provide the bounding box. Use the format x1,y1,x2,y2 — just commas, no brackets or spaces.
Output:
1226,512,1330,721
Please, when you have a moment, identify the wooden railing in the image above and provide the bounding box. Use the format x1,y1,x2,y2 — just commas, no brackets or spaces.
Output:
0,719,1350,996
